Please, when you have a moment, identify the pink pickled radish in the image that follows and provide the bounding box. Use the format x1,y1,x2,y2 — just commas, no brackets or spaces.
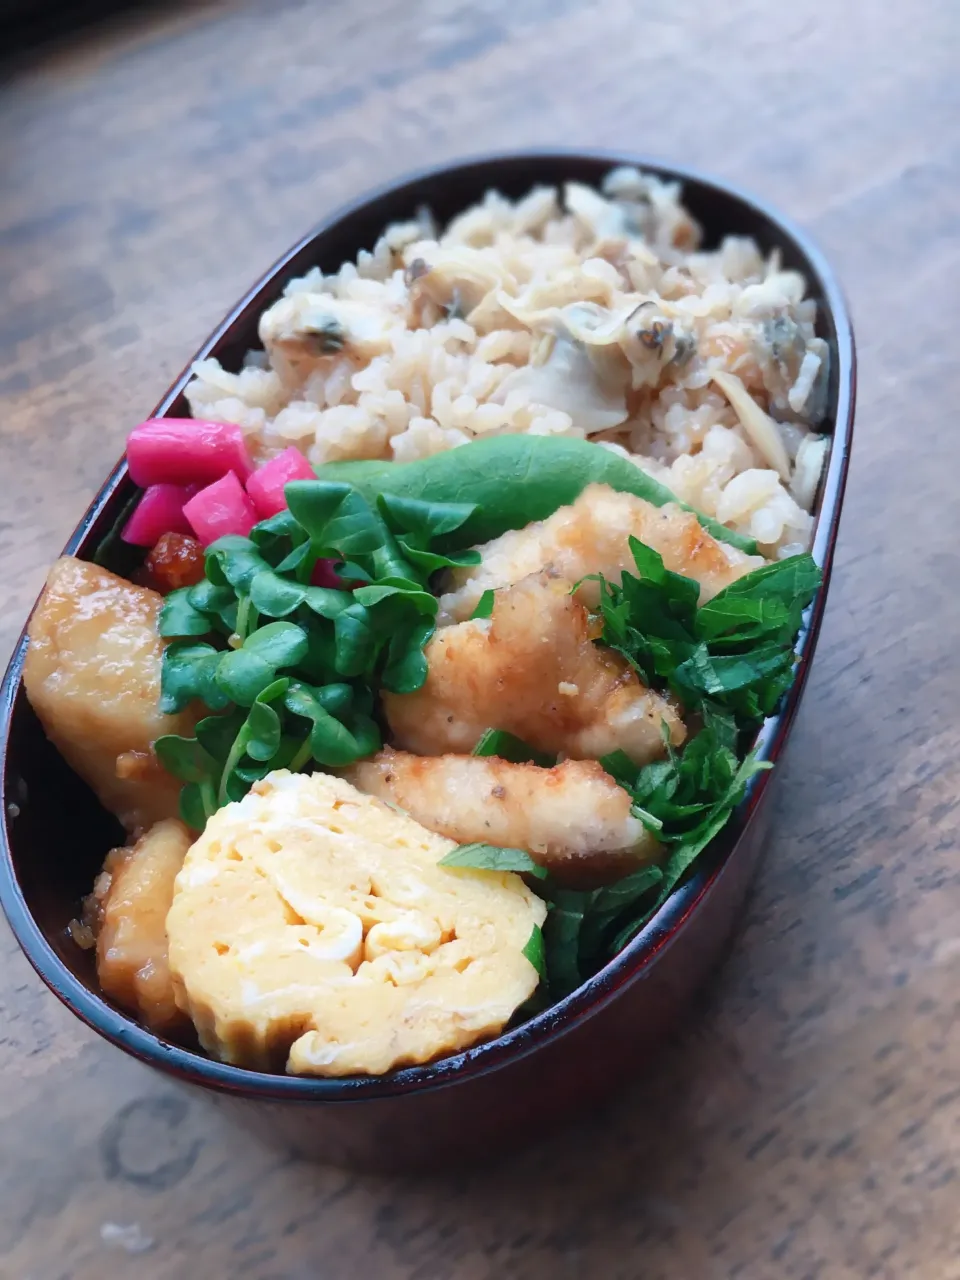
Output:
127,419,253,487
183,472,257,546
246,447,316,519
121,483,197,547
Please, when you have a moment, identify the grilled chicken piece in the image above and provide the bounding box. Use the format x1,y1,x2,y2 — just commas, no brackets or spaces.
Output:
439,481,764,623
385,570,684,765
347,748,659,887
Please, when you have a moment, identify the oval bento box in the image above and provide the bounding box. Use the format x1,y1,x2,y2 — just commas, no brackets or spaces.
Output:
0,151,854,1173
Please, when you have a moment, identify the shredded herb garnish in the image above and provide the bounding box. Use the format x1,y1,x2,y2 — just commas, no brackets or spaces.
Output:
531,542,822,995
469,589,496,620
589,538,821,723
451,543,820,999
439,843,549,880
471,728,556,768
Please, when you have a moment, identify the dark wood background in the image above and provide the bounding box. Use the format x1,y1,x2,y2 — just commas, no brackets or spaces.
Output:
2,2,959,1275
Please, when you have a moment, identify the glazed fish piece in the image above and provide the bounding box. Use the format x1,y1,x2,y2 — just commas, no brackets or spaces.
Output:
384,570,685,764
346,748,659,888
23,556,198,834
438,481,765,623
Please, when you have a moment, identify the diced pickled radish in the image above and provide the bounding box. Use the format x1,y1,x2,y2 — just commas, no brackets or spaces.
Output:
127,419,254,487
121,483,197,547
183,472,257,545
246,447,315,519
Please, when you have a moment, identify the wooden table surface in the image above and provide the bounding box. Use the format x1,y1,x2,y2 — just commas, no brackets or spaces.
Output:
2,2,959,1276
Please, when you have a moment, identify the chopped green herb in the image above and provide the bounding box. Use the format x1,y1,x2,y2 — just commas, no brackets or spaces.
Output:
529,544,818,995
470,590,496,620
522,924,547,983
593,540,820,725
543,889,591,997
472,729,557,768
438,843,549,880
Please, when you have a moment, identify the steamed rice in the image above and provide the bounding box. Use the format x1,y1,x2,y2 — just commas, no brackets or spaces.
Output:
186,168,830,557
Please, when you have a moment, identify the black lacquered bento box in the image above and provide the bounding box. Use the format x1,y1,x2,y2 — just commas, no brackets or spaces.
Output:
0,152,855,1172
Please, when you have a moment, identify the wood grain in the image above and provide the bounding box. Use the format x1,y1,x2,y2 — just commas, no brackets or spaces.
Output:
2,1,960,1275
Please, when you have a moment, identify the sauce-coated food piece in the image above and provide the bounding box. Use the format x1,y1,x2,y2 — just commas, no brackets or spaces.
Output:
347,748,659,887
86,819,192,1031
385,571,685,764
23,557,197,833
439,482,765,623
142,532,206,593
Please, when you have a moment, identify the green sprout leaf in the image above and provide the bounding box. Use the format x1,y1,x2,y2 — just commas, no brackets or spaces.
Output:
352,582,438,617
187,581,238,632
160,641,231,714
214,624,307,706
381,618,435,695
179,781,218,831
332,602,378,677
215,649,278,706
249,571,309,618
158,588,212,638
195,710,246,761
243,699,283,762
215,680,297,806
522,924,547,983
472,729,556,768
377,493,479,541
438,843,549,880
243,621,310,667
397,543,482,576
284,681,379,767
154,733,219,784
205,535,271,594
469,590,496,620
285,482,382,554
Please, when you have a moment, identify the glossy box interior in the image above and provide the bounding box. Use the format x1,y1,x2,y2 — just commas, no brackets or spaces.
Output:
0,152,854,1170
